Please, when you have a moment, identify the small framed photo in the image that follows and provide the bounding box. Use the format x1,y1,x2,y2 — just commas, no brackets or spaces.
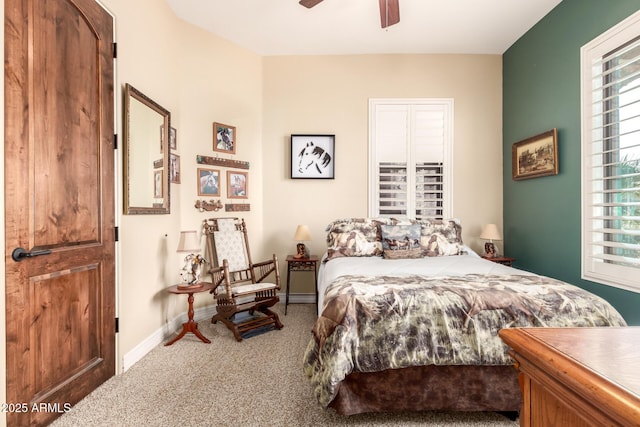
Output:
169,127,177,150
227,170,248,199
291,134,335,179
153,170,163,198
213,122,236,154
197,168,220,196
169,153,180,184
512,128,559,180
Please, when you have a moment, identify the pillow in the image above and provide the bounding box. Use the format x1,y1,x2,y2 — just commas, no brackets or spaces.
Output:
324,217,424,261
325,218,389,261
381,224,422,259
416,218,464,257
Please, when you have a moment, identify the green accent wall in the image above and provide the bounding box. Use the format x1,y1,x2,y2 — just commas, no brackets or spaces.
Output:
503,0,640,325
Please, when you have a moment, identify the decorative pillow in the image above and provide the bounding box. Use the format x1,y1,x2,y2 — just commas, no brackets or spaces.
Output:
381,224,422,259
324,218,391,261
416,218,464,256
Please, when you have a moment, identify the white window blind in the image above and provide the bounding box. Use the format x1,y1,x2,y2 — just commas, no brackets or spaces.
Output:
369,99,453,220
581,10,640,292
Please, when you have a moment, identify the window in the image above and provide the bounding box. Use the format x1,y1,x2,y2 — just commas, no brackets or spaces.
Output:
581,10,640,292
369,99,453,220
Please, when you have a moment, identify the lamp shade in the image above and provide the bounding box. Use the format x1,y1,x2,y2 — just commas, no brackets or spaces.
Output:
293,225,312,241
176,230,200,252
480,224,502,241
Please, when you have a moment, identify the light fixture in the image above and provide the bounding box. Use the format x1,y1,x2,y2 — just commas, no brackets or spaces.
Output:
480,224,502,258
176,230,205,289
293,225,312,259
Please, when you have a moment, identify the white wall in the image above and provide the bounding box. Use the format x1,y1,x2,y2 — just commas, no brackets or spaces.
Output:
262,54,504,292
102,0,264,361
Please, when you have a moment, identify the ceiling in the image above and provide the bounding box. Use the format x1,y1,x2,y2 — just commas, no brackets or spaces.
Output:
165,0,563,56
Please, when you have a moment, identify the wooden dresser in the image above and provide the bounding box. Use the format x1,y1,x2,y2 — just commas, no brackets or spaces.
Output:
499,327,640,427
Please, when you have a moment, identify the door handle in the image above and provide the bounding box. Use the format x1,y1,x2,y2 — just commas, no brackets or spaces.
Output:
12,247,52,262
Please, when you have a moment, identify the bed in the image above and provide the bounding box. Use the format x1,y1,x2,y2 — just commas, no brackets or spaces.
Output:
302,218,628,416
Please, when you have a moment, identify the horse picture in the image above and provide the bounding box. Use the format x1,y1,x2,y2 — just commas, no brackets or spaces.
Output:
291,135,335,179
197,168,220,196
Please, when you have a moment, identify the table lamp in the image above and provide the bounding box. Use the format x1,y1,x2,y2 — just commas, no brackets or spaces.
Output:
480,224,501,258
176,230,204,289
293,225,312,259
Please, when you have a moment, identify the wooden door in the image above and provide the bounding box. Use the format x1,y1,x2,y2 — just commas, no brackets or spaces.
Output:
4,0,115,425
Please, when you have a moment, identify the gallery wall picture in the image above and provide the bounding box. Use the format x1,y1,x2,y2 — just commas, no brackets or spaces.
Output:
169,153,180,184
227,170,248,199
169,126,177,150
291,134,335,179
197,168,220,196
213,122,236,154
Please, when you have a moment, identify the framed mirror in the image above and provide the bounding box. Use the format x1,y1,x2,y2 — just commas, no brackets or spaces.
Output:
123,83,171,214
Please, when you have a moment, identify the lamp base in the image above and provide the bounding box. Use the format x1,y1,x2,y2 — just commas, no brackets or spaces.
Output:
295,243,309,259
483,241,498,258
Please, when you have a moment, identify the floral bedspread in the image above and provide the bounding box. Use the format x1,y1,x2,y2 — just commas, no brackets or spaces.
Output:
302,274,627,408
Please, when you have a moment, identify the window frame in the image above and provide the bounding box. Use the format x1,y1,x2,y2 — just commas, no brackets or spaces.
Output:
368,98,454,220
580,10,640,293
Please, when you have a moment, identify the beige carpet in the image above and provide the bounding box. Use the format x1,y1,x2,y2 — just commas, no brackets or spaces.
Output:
51,303,519,427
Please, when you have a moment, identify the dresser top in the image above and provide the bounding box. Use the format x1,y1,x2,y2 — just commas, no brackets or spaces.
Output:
501,327,640,397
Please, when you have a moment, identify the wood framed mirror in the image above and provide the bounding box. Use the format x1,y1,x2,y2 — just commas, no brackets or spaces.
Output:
123,83,171,214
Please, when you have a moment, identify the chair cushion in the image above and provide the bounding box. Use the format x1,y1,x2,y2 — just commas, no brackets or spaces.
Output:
232,282,277,297
214,230,249,272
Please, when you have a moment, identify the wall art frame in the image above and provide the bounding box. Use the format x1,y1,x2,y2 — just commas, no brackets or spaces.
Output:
213,122,236,154
197,167,220,196
512,128,558,180
169,126,177,150
291,134,335,179
169,153,180,184
227,170,248,199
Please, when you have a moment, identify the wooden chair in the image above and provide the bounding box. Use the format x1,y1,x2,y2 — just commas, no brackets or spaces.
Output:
203,218,283,341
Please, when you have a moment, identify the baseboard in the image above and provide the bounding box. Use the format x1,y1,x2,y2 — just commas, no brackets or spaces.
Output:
287,292,316,304
121,304,217,372
121,292,315,372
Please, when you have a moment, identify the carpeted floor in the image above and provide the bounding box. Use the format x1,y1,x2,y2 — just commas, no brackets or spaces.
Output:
51,303,519,427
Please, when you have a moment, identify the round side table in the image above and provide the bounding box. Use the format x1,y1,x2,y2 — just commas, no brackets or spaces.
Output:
165,282,215,346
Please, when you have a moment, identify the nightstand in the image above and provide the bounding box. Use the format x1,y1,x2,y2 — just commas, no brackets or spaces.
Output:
285,255,319,315
483,256,516,267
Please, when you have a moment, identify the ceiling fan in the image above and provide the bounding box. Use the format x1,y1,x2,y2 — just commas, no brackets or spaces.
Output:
299,0,400,29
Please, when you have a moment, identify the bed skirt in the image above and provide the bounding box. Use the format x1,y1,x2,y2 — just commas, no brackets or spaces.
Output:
328,364,522,416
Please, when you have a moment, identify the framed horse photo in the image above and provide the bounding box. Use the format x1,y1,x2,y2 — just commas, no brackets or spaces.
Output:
213,122,236,154
291,134,335,179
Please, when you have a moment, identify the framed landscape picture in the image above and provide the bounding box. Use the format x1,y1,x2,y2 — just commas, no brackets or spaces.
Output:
512,128,558,180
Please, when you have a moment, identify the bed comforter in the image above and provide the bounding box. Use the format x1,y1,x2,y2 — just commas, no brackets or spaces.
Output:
303,272,627,408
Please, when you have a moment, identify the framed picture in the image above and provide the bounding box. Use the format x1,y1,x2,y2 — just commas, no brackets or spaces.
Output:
169,127,177,150
160,124,165,152
213,122,236,154
227,170,248,199
197,168,220,196
169,153,180,184
291,134,335,179
512,128,558,180
153,170,163,198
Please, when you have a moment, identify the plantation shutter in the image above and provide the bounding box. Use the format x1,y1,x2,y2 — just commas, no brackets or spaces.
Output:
581,13,640,292
369,99,453,220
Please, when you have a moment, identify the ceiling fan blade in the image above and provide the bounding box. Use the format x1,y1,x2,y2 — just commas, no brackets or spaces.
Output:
379,0,400,28
299,0,324,8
